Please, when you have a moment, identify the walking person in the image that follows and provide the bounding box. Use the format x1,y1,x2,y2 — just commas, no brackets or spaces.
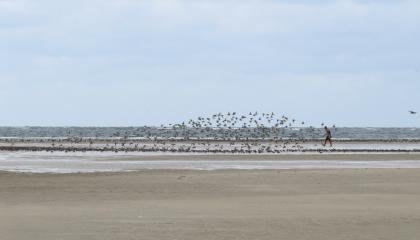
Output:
323,126,332,147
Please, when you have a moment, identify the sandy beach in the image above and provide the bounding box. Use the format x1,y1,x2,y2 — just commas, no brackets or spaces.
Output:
2,165,420,239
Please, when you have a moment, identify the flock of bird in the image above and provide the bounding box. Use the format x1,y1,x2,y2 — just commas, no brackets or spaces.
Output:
163,111,310,140
0,111,334,153
152,111,323,153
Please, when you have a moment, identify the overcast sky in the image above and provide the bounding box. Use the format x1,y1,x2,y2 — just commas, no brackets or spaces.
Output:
0,0,419,127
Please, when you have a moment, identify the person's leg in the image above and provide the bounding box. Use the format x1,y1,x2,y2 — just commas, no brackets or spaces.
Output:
328,138,332,147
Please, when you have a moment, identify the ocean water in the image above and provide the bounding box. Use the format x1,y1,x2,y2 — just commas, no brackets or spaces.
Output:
0,127,420,141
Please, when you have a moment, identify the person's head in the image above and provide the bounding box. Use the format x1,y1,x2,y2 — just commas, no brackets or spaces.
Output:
324,126,328,130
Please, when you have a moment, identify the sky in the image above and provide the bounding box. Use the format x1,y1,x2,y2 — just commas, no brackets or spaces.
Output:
0,0,419,127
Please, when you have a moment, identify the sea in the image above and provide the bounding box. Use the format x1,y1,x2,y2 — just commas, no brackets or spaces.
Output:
0,127,420,141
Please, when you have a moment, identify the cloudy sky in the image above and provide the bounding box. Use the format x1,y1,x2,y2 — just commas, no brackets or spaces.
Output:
0,0,419,127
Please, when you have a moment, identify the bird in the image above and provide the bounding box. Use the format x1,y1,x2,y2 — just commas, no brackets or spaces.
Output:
409,111,417,114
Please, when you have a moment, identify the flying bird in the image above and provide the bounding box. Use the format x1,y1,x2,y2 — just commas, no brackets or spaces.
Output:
409,111,417,114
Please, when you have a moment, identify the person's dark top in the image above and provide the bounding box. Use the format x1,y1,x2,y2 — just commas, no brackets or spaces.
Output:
325,128,332,138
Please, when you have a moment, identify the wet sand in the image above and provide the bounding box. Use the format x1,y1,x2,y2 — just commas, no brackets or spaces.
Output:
2,152,420,173
2,168,420,240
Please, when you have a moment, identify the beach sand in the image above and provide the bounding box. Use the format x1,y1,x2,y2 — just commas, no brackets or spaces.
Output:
2,165,420,239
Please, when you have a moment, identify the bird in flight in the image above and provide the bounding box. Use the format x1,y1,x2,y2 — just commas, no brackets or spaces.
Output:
409,111,417,114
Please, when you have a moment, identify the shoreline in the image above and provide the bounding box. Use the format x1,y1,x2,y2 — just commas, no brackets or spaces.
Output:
1,138,419,153
3,152,420,173
4,151,420,160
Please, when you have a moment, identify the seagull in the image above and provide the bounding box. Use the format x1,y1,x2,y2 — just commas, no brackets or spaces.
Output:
409,111,417,114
